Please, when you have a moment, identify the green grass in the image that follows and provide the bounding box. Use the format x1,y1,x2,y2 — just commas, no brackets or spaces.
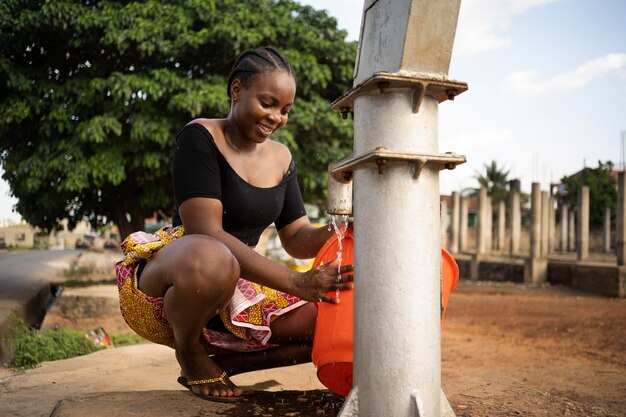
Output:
3,316,146,368
63,264,95,278
5,318,100,368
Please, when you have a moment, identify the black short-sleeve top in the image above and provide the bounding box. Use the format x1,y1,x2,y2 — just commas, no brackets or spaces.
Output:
171,123,306,246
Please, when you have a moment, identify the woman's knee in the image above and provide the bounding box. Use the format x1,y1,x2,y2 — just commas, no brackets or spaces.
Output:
176,236,240,290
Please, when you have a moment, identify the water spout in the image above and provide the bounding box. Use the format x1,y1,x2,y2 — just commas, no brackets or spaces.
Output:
327,164,353,216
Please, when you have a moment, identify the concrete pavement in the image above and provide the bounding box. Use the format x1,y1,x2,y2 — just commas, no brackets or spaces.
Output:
0,343,333,417
0,249,337,417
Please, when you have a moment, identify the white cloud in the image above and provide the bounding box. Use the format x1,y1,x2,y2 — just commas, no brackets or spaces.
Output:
453,127,517,148
502,53,626,95
297,0,364,41
455,0,562,55
442,128,519,188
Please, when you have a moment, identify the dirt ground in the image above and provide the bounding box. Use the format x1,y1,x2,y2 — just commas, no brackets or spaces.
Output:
41,278,626,417
442,281,626,417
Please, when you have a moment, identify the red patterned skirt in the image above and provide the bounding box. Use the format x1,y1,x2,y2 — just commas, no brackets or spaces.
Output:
115,226,307,352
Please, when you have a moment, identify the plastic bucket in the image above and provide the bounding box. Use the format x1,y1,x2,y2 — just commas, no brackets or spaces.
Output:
441,247,459,322
311,229,459,397
311,229,355,397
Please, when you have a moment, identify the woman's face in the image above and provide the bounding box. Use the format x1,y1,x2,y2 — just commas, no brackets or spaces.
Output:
231,70,296,143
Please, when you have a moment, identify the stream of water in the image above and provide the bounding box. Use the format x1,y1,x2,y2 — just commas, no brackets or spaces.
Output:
329,214,350,299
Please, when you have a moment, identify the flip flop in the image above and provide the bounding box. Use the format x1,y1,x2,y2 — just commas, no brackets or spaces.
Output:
177,372,245,403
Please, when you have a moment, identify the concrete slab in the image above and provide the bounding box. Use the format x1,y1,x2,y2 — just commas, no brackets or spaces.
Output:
0,343,329,417
45,285,119,320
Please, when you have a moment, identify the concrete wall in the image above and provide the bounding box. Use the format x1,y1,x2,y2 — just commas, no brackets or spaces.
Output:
0,221,119,250
455,256,625,298
548,263,625,298
0,225,35,248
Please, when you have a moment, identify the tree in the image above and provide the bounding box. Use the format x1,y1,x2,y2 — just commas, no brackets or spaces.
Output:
557,161,617,227
473,160,511,204
0,0,356,239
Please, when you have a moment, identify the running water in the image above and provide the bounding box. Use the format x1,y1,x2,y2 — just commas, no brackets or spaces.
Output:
330,214,350,300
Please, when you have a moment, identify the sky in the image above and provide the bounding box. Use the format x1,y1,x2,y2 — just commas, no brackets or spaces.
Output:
1,0,625,222
296,0,626,196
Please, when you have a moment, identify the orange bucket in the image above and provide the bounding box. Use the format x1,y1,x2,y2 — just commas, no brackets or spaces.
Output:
311,229,459,397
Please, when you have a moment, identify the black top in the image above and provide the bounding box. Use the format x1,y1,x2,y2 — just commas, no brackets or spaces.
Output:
171,123,306,246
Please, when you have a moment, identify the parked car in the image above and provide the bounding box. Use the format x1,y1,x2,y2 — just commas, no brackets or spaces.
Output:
75,238,92,249
103,239,120,250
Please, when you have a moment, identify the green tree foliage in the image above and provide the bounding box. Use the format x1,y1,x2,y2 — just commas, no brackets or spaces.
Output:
0,0,356,238
558,161,617,227
473,160,511,204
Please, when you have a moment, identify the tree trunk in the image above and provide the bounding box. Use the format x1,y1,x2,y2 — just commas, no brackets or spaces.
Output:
111,197,146,241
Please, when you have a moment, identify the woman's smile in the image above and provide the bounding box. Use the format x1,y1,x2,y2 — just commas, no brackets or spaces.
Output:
259,122,275,135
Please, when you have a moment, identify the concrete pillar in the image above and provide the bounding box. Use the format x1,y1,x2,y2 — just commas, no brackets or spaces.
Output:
568,210,577,252
525,182,547,283
477,187,491,255
560,204,569,253
450,191,460,254
603,206,611,253
530,183,542,259
577,186,590,261
617,173,626,265
548,195,556,254
460,197,469,252
441,199,449,249
487,195,493,252
470,253,480,281
540,191,549,257
343,1,465,415
496,200,506,252
509,189,521,256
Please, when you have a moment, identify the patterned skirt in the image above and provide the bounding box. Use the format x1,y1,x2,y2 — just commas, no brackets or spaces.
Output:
115,226,308,352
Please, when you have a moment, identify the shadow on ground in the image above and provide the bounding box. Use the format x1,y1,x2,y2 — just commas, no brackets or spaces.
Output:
50,389,344,417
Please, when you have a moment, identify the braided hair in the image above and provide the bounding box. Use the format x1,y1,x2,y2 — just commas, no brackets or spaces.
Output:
226,46,296,98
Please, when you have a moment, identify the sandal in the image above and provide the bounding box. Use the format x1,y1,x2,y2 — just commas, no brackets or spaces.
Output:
177,371,245,403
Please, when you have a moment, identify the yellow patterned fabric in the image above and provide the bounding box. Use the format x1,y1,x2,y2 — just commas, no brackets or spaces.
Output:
114,226,308,351
115,226,185,348
118,266,176,348
219,282,299,340
117,226,185,268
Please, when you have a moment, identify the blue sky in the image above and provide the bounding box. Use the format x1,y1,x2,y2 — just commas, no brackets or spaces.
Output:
297,0,626,196
1,0,625,221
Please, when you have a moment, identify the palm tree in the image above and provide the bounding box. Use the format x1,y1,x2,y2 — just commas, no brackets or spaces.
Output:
473,160,511,204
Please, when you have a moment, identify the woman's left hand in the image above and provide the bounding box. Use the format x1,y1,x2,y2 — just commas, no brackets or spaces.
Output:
292,258,353,304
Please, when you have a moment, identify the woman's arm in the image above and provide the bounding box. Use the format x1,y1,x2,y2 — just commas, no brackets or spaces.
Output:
179,197,351,302
278,216,334,259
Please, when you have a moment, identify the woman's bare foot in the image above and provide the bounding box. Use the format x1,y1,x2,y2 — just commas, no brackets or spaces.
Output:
175,344,243,399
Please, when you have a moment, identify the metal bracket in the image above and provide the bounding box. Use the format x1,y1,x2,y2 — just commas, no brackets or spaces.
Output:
330,148,466,181
337,387,359,417
332,71,468,114
411,389,426,417
412,83,425,113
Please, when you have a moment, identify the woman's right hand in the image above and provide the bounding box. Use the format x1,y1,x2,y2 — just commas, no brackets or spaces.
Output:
292,259,354,304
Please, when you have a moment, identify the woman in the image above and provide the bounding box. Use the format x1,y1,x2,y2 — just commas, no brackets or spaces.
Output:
115,46,353,402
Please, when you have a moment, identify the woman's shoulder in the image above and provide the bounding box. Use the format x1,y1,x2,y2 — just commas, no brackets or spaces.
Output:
175,119,227,155
185,118,224,138
266,139,293,170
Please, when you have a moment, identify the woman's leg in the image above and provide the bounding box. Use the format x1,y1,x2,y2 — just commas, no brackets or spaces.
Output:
138,234,243,398
212,345,313,376
210,302,318,375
